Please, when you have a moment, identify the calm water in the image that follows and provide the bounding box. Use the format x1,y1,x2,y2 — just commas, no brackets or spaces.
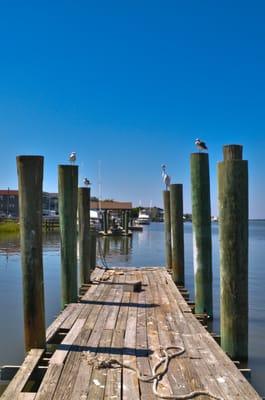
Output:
0,222,264,396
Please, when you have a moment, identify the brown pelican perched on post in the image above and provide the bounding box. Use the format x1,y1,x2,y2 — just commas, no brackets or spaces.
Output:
161,164,171,190
195,138,208,152
69,151,77,164
83,177,91,187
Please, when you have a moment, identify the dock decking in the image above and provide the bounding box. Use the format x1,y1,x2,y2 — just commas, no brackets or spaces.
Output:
1,267,261,399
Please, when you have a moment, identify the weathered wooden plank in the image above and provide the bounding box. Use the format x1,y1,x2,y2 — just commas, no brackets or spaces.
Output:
136,286,156,399
104,328,123,400
69,284,118,400
34,364,64,400
151,274,194,398
18,394,36,400
145,271,174,398
46,304,79,342
87,329,113,399
49,318,86,365
59,304,85,331
3,268,262,400
123,291,140,400
104,274,130,400
200,333,261,399
1,350,44,400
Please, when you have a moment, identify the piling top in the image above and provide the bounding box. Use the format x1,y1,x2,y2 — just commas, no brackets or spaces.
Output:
169,183,183,189
58,164,78,169
17,155,43,159
191,152,209,158
16,155,44,165
223,145,243,161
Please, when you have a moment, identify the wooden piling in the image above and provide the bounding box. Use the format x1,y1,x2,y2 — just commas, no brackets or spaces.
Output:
78,187,91,285
190,153,213,318
163,190,172,269
90,229,97,270
121,211,125,229
218,144,248,361
125,210,129,235
16,156,46,351
58,165,78,307
103,210,107,234
170,184,185,285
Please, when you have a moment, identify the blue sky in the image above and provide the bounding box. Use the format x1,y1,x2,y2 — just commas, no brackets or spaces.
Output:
0,1,264,217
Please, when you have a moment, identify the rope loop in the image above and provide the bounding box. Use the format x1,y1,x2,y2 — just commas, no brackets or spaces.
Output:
83,345,224,400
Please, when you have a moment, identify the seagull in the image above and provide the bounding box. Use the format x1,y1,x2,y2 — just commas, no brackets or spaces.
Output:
161,164,171,190
195,139,208,152
83,177,91,187
69,152,76,164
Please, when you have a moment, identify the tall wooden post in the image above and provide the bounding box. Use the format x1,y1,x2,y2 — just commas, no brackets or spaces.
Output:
103,210,108,234
58,165,78,307
170,184,185,285
90,230,97,270
108,211,112,229
125,210,129,235
163,190,172,269
190,153,213,318
218,144,248,361
78,187,91,285
17,156,46,351
121,211,125,229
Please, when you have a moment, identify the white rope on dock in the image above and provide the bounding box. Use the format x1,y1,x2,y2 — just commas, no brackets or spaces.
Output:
83,345,224,400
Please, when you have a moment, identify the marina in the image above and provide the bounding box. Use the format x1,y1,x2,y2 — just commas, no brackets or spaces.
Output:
0,2,264,398
0,147,263,399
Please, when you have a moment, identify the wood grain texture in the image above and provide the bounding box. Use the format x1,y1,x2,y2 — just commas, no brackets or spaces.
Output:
2,268,261,400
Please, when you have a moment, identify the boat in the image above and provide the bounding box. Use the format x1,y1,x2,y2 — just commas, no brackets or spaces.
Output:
136,210,151,225
90,210,101,230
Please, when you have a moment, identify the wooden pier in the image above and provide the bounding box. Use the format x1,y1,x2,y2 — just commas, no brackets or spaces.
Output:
1,267,261,400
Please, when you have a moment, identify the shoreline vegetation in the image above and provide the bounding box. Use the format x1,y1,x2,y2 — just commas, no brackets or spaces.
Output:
0,220,20,234
0,218,264,235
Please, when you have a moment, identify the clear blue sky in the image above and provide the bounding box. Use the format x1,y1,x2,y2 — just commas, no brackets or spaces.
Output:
0,1,264,217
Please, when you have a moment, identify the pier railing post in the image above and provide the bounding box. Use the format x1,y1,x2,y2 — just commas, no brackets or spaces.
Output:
78,187,91,285
190,153,213,318
163,190,172,269
17,155,46,351
58,165,78,307
218,144,248,361
170,184,185,285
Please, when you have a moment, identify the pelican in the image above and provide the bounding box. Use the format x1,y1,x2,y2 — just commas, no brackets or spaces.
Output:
83,177,91,187
195,139,208,152
69,152,76,164
161,164,171,190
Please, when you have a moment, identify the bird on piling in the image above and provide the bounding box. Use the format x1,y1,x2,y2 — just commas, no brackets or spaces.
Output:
161,164,171,190
69,152,77,164
83,177,91,187
195,138,208,152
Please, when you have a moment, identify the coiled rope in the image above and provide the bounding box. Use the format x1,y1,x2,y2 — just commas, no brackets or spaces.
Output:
83,345,223,400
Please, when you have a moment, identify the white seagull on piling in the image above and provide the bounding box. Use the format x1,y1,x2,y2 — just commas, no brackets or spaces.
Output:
83,177,91,187
195,138,208,152
161,164,171,190
69,152,77,164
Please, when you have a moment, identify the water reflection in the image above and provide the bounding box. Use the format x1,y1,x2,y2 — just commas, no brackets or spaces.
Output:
0,231,61,259
0,233,20,260
99,236,133,265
